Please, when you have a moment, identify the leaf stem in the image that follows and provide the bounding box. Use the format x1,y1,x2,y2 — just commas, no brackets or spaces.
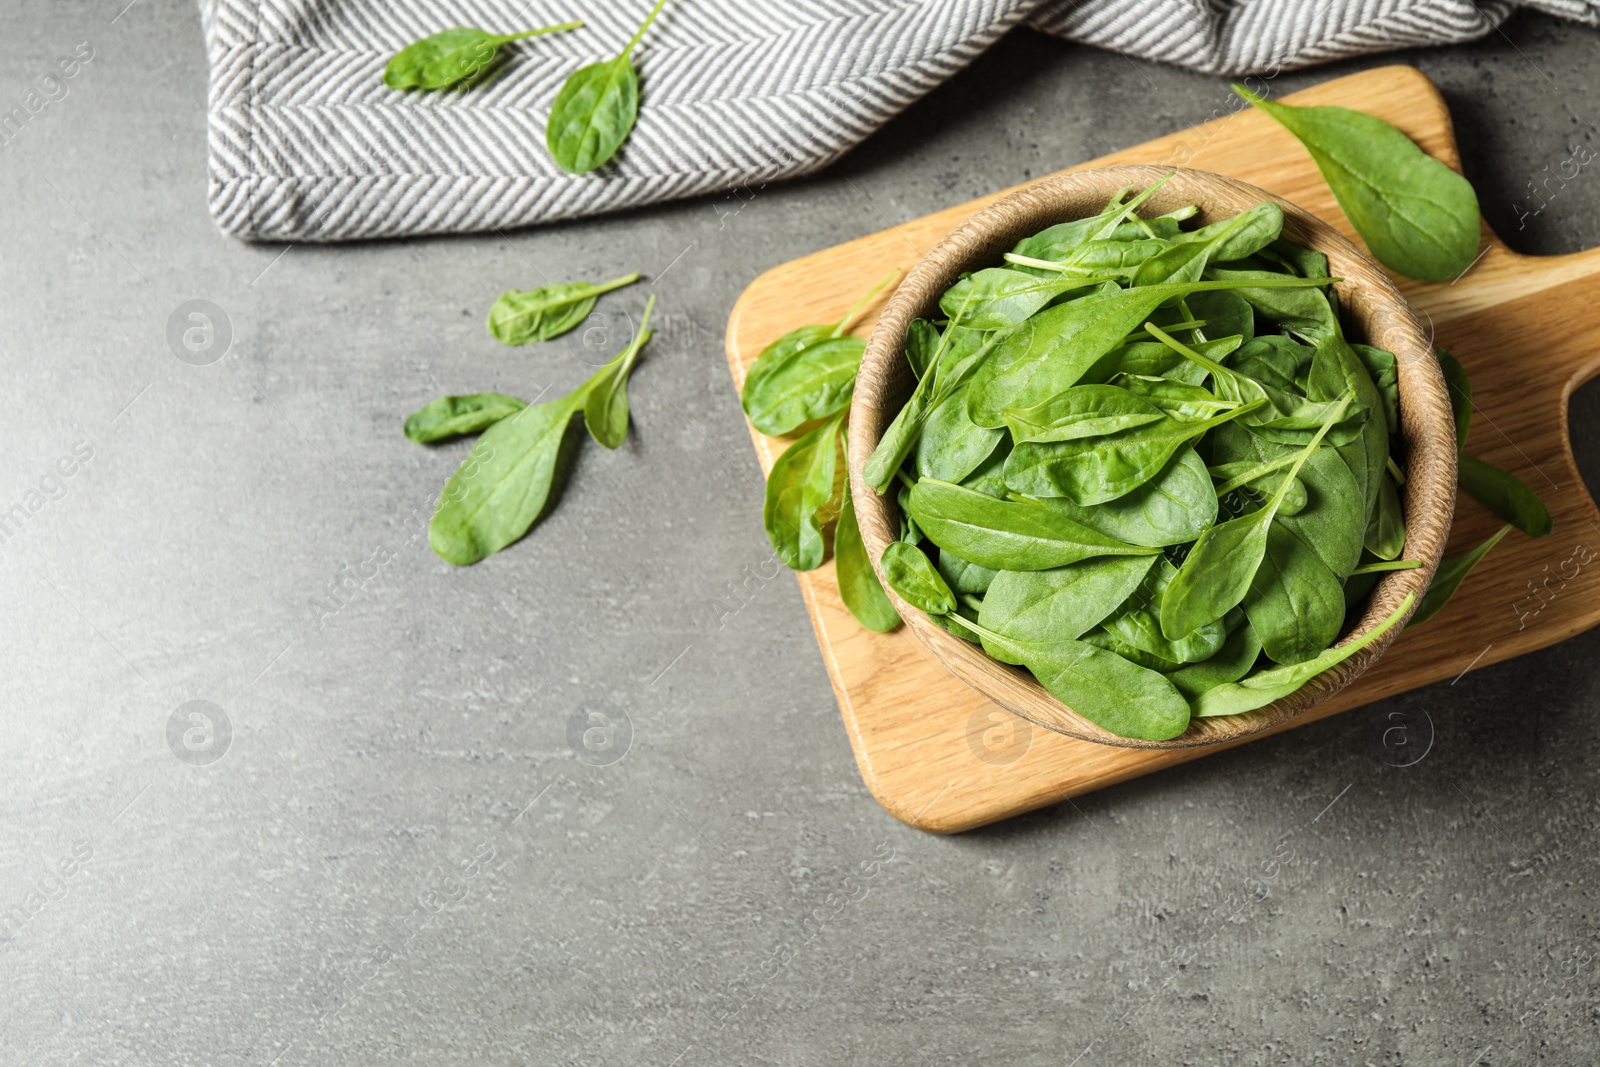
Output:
503,19,584,42
1144,321,1228,378
1386,455,1407,486
1120,318,1205,345
592,272,643,295
1090,172,1175,240
622,0,671,57
1271,392,1353,512
832,268,901,338
1349,559,1422,575
1211,452,1299,497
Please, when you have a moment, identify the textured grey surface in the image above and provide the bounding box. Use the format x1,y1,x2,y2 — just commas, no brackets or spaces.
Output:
3,3,1600,1064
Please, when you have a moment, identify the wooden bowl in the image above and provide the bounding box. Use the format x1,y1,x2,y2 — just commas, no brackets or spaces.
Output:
847,164,1457,750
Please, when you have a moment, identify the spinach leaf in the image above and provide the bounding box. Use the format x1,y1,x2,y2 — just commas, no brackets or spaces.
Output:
836,494,900,633
1363,470,1407,559
1147,322,1367,447
1001,385,1168,444
1105,559,1228,665
1211,423,1365,578
385,21,582,90
1203,266,1338,342
863,322,998,490
1233,85,1480,281
1242,524,1346,665
881,540,956,616
405,392,527,443
938,268,1111,330
905,318,940,380
1167,619,1262,700
1194,594,1414,717
546,0,670,173
1230,336,1312,395
977,556,1157,654
1408,524,1512,628
1131,202,1282,286
905,479,1161,570
763,410,845,571
583,294,655,448
937,550,997,596
1437,347,1472,450
741,336,865,436
1112,375,1238,422
1351,343,1399,429
965,278,1328,428
1306,330,1389,528
938,603,1194,741
1002,399,1264,505
429,390,589,565
488,273,639,345
916,381,1004,483
1458,455,1552,538
1031,447,1217,547
1160,394,1350,639
1026,642,1191,740
1182,289,1255,345
741,271,894,436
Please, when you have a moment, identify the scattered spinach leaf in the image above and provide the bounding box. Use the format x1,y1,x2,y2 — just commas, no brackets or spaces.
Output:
583,294,655,448
763,410,845,572
488,273,640,345
1458,455,1552,538
386,21,582,91
836,494,900,633
1232,84,1480,281
405,392,527,443
1408,525,1511,627
546,0,670,173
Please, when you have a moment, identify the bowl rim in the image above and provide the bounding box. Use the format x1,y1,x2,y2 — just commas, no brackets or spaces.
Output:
846,164,1458,750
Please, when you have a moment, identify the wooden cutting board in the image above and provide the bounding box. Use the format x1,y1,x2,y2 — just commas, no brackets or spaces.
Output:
723,65,1600,833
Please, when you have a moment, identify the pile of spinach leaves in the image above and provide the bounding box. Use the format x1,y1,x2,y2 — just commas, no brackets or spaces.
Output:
751,181,1548,742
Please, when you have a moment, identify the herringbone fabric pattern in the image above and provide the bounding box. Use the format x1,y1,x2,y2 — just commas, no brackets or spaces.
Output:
198,0,1598,241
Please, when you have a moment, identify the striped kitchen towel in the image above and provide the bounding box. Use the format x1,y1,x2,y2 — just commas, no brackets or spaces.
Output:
199,0,1597,241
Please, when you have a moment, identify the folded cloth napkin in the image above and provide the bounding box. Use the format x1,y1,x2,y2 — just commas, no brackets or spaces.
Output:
199,0,1596,242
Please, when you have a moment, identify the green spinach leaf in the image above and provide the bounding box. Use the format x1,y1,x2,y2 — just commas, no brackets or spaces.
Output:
488,273,639,345
1408,524,1512,627
836,494,900,633
1459,455,1552,538
881,540,956,616
1194,594,1413,717
386,21,582,90
429,390,588,565
1160,394,1349,639
1242,524,1346,665
1167,619,1262,700
1003,399,1264,505
1233,85,1480,281
583,294,655,448
906,479,1161,570
546,0,670,173
405,393,527,443
763,410,845,571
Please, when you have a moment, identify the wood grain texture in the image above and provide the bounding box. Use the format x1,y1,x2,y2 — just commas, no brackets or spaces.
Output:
846,165,1455,748
723,65,1600,832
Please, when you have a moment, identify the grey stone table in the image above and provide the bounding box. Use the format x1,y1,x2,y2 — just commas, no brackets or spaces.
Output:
4,4,1599,1064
